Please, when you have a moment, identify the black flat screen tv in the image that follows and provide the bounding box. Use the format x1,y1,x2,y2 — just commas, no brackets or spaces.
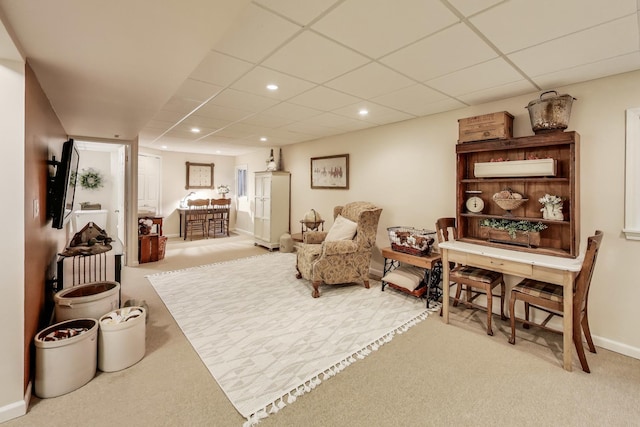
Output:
48,138,80,229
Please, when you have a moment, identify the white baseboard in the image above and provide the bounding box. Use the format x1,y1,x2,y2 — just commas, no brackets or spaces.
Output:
593,336,640,360
0,381,30,423
369,266,640,361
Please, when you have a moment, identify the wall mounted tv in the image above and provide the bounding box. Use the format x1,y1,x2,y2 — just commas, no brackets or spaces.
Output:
48,138,80,229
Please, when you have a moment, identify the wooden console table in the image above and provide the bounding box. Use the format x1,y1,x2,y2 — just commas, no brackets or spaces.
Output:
439,241,583,371
381,247,442,308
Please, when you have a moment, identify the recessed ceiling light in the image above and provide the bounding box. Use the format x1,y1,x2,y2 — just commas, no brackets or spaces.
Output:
266,84,278,91
191,127,201,133
260,137,268,142
161,145,168,149
358,109,369,116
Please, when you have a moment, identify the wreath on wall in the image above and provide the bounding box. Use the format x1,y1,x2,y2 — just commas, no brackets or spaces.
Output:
75,168,104,190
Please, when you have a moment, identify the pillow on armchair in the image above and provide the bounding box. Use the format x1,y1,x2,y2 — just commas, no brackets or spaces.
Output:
325,215,357,241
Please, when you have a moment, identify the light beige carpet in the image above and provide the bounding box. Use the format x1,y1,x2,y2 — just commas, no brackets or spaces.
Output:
6,234,640,427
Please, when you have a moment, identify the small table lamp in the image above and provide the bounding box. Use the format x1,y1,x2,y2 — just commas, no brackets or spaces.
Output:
180,192,196,208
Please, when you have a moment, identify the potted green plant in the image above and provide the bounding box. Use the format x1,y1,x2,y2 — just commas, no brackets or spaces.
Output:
479,218,548,247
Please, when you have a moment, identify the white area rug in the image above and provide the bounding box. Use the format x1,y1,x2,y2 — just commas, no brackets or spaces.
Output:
147,252,428,425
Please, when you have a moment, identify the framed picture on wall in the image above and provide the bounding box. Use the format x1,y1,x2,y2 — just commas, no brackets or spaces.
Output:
186,162,214,189
311,154,349,189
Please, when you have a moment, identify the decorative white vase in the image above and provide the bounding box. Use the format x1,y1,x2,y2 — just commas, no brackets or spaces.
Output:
542,203,564,221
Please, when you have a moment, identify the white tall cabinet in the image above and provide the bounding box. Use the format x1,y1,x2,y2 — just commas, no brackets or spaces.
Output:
254,171,290,250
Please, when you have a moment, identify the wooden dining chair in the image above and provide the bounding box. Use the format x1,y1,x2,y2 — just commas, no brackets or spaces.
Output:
508,230,603,373
185,198,209,240
208,198,230,238
435,217,507,335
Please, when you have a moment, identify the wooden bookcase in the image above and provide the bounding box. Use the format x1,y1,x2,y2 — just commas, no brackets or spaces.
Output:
456,131,580,258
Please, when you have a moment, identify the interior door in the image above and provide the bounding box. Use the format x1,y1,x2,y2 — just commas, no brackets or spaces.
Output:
115,146,127,244
138,154,161,215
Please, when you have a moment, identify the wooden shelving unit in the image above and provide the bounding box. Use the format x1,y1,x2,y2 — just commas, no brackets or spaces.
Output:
456,131,580,258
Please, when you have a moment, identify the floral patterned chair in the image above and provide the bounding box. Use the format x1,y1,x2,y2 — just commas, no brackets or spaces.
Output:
295,201,383,298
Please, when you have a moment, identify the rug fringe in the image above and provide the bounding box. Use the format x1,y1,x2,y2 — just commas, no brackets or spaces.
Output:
242,309,429,426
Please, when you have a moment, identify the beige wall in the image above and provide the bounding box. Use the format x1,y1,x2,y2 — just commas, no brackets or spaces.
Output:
281,69,640,358
0,57,26,422
1,60,69,421
139,147,237,237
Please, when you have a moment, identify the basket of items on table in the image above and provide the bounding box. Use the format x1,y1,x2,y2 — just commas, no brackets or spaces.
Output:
387,226,436,257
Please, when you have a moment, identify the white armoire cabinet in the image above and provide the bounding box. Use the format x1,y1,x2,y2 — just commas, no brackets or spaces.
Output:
254,171,290,250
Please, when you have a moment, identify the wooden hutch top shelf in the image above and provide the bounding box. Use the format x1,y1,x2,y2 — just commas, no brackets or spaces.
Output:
456,131,580,258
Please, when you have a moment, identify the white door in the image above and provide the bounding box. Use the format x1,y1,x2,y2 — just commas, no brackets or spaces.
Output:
138,154,161,215
115,146,127,244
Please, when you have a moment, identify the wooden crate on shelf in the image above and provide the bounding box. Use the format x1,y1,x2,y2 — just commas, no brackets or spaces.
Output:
458,111,514,143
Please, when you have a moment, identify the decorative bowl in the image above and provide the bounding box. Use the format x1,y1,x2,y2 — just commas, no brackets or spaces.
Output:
492,198,528,211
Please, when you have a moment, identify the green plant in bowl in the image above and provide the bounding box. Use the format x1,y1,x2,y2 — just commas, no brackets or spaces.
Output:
479,218,548,239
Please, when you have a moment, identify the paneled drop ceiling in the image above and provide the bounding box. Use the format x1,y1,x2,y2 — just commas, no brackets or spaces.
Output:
2,0,640,155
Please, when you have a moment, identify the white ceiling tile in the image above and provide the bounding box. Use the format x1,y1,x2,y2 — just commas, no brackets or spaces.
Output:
381,23,498,81
212,4,302,63
172,122,218,135
532,52,640,89
471,0,638,54
370,83,451,115
332,101,415,125
508,15,639,77
139,128,165,140
14,0,640,156
240,112,297,128
173,79,223,102
165,129,202,140
300,112,372,131
189,51,254,87
214,125,261,139
312,0,458,58
415,97,468,116
325,62,416,99
142,120,173,131
457,79,538,105
281,121,338,137
288,86,361,111
261,31,370,83
195,102,255,122
253,0,339,26
426,58,524,97
447,0,504,17
257,128,315,142
206,88,280,112
214,122,274,139
151,109,188,123
231,66,316,101
182,115,233,130
261,101,324,121
160,96,202,114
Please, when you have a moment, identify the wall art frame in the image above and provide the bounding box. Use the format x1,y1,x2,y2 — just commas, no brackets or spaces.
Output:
311,154,349,189
185,162,214,189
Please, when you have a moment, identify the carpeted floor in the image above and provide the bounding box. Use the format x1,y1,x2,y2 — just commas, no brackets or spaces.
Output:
5,234,640,427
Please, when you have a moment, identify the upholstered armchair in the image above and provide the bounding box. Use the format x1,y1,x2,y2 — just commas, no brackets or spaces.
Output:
296,201,383,298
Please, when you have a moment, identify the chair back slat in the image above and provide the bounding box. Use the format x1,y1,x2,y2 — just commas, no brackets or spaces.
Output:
574,230,604,312
435,217,457,243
